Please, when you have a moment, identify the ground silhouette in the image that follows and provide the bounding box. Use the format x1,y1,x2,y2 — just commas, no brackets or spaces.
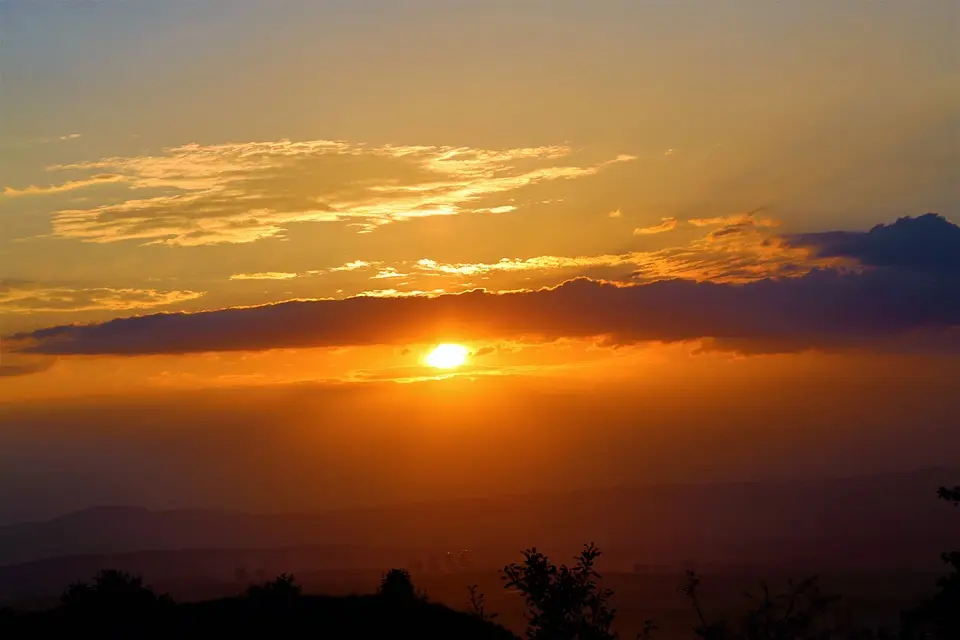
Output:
0,482,956,639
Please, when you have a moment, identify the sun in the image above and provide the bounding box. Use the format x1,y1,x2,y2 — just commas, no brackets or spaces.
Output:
424,343,470,369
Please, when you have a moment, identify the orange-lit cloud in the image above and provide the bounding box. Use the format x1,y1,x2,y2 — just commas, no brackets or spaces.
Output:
220,216,838,290
0,282,203,313
633,217,678,235
402,215,836,284
21,140,635,246
229,272,299,281
8,215,956,362
688,210,777,228
2,173,125,197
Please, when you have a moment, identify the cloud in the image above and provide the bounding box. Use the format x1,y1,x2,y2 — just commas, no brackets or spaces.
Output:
2,174,125,197
330,260,380,272
229,272,298,281
688,210,777,228
20,139,634,246
0,358,54,378
9,215,960,357
0,282,203,314
608,209,622,218
633,217,678,235
789,213,960,274
355,288,448,299
59,133,82,141
410,216,835,284
371,268,409,280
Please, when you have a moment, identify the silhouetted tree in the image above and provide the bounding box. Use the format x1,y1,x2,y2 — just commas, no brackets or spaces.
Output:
502,542,628,640
59,569,172,636
379,568,421,602
680,570,837,640
467,583,499,622
899,485,960,639
245,573,302,605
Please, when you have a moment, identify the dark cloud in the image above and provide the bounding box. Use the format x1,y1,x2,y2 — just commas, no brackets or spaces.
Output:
7,215,959,357
0,358,54,378
789,213,960,274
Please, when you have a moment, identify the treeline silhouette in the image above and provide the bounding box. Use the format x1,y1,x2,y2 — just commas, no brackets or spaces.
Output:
0,484,956,639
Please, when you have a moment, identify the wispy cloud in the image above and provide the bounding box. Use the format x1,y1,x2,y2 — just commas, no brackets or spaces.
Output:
229,272,299,281
633,217,678,235
221,215,838,290
2,174,124,197
608,208,623,218
688,209,776,228
411,215,837,284
355,288,448,298
14,139,635,246
0,281,203,313
330,260,379,272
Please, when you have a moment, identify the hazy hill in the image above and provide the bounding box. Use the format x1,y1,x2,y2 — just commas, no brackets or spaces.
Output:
0,466,954,572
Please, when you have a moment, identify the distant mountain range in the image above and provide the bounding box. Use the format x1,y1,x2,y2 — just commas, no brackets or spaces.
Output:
0,466,955,600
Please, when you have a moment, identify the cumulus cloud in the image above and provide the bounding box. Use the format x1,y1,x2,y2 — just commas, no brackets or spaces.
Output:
0,282,203,313
14,139,634,246
789,213,960,274
633,217,678,235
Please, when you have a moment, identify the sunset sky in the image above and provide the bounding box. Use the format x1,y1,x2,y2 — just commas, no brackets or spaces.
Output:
1,0,958,522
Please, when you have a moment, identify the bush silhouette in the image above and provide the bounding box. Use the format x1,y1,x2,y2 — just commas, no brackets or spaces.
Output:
467,583,499,622
680,570,838,640
58,569,172,636
378,568,421,602
898,484,960,639
503,542,627,640
245,573,302,602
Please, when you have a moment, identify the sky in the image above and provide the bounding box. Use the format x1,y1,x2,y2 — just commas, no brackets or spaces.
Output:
1,0,959,522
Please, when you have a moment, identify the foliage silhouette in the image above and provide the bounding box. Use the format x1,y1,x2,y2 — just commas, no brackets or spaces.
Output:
680,570,838,640
897,484,960,639
0,480,958,639
467,583,499,622
58,569,173,637
503,542,633,640
245,573,302,602
0,569,517,639
378,568,423,602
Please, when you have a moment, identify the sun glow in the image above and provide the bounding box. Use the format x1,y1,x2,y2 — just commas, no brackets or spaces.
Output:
424,343,470,369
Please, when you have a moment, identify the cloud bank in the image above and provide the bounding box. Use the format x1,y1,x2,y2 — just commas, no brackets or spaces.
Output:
7,215,958,358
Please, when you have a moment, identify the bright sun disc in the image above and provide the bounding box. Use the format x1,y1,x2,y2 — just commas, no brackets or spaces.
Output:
425,343,469,369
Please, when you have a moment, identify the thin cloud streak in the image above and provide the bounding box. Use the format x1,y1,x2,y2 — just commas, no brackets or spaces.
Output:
229,272,299,281
0,282,204,314
634,217,678,235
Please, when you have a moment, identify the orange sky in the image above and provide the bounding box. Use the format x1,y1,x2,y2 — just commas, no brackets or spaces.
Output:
1,0,958,520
